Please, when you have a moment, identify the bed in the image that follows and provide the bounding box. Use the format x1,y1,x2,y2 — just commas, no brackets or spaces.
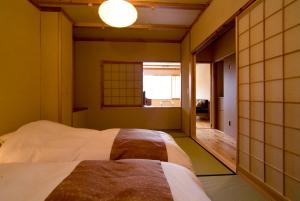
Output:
0,120,192,170
0,159,210,201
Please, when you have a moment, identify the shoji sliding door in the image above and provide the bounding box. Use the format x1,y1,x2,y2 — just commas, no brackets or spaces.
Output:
237,0,300,200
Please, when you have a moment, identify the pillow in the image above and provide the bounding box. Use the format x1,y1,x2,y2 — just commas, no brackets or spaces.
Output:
0,133,14,148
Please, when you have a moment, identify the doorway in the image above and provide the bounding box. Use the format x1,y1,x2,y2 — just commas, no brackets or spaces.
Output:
191,23,237,172
195,63,211,129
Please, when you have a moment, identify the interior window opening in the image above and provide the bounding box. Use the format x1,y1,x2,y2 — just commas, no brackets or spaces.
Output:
143,62,181,107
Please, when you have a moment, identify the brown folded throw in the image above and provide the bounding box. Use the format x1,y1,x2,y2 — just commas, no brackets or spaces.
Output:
45,160,174,201
110,129,168,161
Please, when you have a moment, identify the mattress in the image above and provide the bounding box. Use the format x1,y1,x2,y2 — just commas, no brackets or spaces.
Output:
0,120,192,170
0,159,211,201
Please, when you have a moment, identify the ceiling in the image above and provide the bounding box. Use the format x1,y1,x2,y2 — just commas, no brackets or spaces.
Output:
32,0,212,42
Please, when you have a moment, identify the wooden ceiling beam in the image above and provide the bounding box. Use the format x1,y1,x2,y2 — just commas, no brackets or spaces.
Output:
73,36,180,43
74,22,189,30
33,0,209,10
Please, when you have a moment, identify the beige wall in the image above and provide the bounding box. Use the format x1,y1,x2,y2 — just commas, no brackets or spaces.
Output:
191,0,250,51
0,0,41,135
196,63,211,100
41,11,73,125
181,34,192,136
213,27,236,61
223,54,237,138
74,41,181,130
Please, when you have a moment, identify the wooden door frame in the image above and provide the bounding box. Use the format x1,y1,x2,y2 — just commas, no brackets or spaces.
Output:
190,57,214,138
190,54,197,138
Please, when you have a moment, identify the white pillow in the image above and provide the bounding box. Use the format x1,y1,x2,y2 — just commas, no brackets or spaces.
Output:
0,133,14,147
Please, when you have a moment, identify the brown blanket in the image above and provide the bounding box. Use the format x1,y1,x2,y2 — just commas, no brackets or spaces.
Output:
110,129,168,161
45,160,173,201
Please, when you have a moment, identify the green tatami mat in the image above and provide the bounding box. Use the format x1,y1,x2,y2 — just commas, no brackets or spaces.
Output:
174,137,233,176
199,175,267,201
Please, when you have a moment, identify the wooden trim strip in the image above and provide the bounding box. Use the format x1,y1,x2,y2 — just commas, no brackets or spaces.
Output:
40,6,62,12
35,0,209,10
191,0,256,54
74,37,180,43
74,22,189,30
28,0,41,9
246,7,251,173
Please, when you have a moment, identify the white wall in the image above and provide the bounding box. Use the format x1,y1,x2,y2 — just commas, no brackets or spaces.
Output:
0,0,41,135
196,63,211,100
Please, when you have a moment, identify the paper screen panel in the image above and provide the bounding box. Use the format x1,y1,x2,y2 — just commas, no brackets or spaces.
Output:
285,152,300,180
265,11,283,38
239,101,250,118
284,26,300,53
250,22,264,45
285,175,300,201
284,0,294,5
265,124,283,148
250,82,264,101
265,80,283,101
250,102,264,121
250,2,264,26
239,118,250,136
266,165,284,193
240,134,250,154
265,102,283,125
251,120,264,141
239,67,250,84
265,57,283,80
265,34,283,59
239,151,250,170
250,42,264,63
285,103,300,129
285,128,300,155
239,84,250,100
250,62,264,82
237,0,300,199
265,0,282,17
102,62,142,107
284,78,300,102
239,13,250,34
284,51,300,78
251,139,264,160
239,48,250,67
284,0,300,29
251,156,265,181
239,31,250,50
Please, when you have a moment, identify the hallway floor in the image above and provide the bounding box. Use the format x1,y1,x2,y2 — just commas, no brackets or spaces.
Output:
196,118,211,128
195,128,237,172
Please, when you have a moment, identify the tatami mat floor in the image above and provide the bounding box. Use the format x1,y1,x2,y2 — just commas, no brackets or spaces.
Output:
166,131,267,201
199,175,267,201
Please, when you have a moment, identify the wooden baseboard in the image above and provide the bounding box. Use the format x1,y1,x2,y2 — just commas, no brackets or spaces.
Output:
237,166,289,201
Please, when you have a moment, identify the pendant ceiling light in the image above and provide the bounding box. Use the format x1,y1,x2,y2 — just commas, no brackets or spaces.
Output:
98,0,138,28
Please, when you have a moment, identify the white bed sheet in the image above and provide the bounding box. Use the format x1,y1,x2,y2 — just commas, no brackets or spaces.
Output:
0,160,210,201
0,121,192,170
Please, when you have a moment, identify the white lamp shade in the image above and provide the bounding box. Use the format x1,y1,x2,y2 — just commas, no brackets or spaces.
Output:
98,0,138,28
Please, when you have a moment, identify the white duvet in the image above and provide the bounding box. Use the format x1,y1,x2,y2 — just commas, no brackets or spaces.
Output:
0,121,192,169
0,160,210,201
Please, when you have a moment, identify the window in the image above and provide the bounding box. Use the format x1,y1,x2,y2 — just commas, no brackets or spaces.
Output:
143,62,181,107
102,62,143,107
